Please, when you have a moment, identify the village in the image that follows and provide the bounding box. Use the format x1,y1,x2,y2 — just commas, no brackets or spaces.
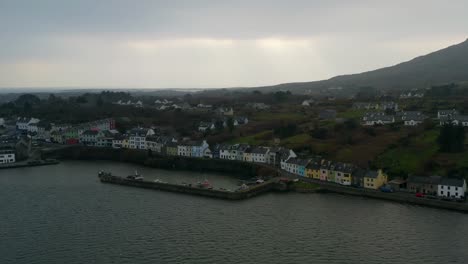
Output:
1,105,466,201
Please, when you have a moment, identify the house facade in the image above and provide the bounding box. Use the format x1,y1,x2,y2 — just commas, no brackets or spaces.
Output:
363,170,388,190
0,147,15,164
437,178,466,199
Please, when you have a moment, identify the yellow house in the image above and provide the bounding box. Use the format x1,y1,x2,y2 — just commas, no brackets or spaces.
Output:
306,159,322,179
364,169,388,189
121,138,130,149
165,143,178,156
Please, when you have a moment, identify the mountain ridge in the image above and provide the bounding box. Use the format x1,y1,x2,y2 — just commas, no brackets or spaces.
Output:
248,38,468,94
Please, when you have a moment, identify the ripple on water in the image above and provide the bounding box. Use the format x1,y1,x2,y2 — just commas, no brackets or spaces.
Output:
1,161,468,264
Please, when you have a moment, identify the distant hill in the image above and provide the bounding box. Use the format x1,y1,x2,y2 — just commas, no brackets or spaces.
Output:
249,38,468,94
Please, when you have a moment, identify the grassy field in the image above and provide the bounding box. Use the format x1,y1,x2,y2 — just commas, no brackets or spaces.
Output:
374,129,440,177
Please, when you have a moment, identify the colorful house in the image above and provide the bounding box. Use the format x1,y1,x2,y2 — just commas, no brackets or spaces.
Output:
306,159,321,179
327,162,336,182
363,170,388,189
334,163,354,186
320,161,331,181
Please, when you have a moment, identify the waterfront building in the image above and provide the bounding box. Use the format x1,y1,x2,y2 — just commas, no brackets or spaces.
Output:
363,170,388,190
0,146,15,164
177,141,193,157
306,159,321,179
210,144,221,159
96,131,115,148
251,147,269,163
112,134,126,149
407,175,441,195
279,148,297,169
79,130,99,146
320,161,331,181
351,168,366,188
334,163,354,186
163,142,178,156
327,162,337,182
437,178,466,199
128,128,154,150
243,147,253,162
219,144,232,160
191,140,210,158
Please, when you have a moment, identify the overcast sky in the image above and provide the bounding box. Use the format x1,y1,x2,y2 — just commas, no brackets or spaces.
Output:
0,0,466,89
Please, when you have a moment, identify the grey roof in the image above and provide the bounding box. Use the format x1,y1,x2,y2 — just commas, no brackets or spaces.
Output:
407,175,442,184
128,128,149,137
352,168,367,178
453,115,468,122
306,159,322,169
367,115,394,122
286,158,309,166
365,170,379,178
440,177,465,187
81,130,99,136
251,147,269,154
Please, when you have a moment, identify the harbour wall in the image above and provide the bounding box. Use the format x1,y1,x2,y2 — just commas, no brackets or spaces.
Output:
99,174,285,200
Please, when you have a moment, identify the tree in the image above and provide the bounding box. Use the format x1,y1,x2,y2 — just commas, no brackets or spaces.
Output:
437,124,465,153
226,117,235,133
96,96,104,107
214,120,224,131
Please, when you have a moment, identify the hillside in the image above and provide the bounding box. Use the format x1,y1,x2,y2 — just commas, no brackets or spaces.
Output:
251,38,468,94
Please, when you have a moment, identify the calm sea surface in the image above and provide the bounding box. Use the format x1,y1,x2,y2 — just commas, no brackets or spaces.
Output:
1,161,468,264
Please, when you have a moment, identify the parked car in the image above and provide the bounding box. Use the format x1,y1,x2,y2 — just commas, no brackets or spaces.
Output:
380,186,394,193
415,192,425,198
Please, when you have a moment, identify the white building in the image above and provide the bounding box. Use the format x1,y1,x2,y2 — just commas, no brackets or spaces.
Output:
438,178,466,199
400,111,427,126
177,142,192,157
437,109,459,119
0,118,5,127
16,117,40,132
0,147,15,164
128,128,155,150
251,147,269,163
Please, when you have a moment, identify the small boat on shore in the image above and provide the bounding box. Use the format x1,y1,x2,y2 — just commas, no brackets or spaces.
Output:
126,170,144,181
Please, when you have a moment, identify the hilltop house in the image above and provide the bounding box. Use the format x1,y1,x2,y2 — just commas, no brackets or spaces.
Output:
400,111,427,126
438,178,466,199
363,114,395,126
216,107,234,117
437,109,459,119
451,115,468,127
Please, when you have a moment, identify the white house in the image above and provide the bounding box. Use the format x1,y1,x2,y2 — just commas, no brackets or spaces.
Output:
251,147,269,163
364,115,395,126
437,109,459,119
452,115,468,127
177,142,193,157
16,117,40,132
279,148,297,170
0,118,5,127
438,178,466,199
0,146,16,164
400,111,427,126
198,121,213,132
219,145,232,160
128,128,155,150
